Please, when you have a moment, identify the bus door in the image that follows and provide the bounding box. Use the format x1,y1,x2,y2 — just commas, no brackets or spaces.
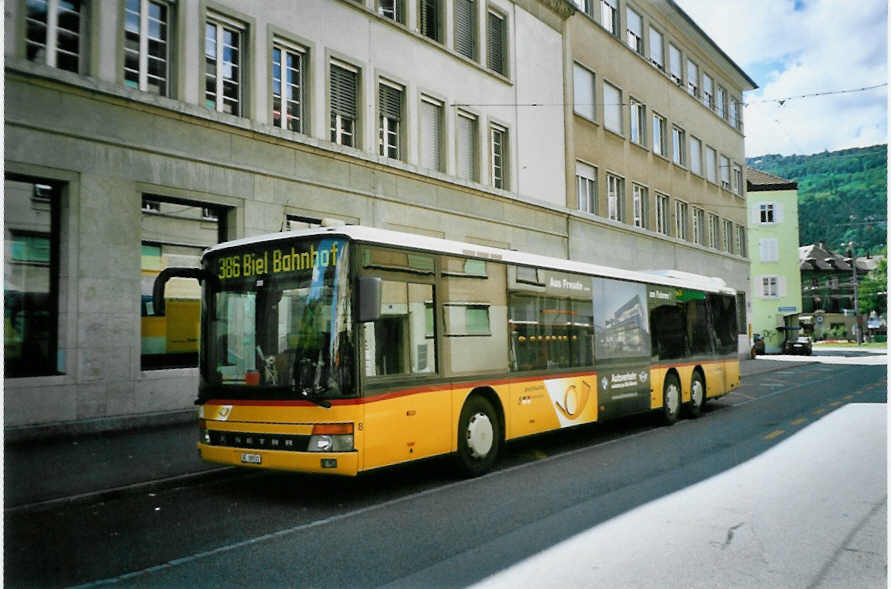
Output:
358,247,448,469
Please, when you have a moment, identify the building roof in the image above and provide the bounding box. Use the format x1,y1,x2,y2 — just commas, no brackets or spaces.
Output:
746,167,798,192
799,243,880,273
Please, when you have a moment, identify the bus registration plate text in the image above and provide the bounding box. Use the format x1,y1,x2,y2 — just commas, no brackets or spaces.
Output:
241,453,262,464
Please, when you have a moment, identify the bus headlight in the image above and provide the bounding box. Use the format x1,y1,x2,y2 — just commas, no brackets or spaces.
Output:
198,419,211,444
307,423,354,452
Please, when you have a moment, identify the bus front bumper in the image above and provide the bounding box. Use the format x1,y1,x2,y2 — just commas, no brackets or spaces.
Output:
198,442,359,476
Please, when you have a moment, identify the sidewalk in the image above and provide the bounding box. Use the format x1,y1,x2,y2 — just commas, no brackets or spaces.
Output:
4,421,230,511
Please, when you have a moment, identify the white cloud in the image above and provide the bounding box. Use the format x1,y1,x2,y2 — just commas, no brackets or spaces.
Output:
675,0,888,156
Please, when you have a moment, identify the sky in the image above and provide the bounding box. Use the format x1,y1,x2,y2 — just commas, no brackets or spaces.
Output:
674,0,888,157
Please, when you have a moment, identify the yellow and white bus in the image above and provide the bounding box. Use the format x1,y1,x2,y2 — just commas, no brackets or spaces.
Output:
154,226,741,477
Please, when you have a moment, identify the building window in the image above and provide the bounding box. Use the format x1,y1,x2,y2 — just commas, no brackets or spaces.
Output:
490,124,507,189
272,40,306,133
603,82,622,134
671,126,685,166
571,0,593,16
686,58,699,98
419,0,441,42
732,164,743,195
576,161,598,215
736,224,747,257
454,0,475,60
487,10,506,75
692,207,705,245
705,146,717,183
668,43,682,86
632,184,648,228
717,85,727,120
25,0,85,73
689,136,702,175
706,213,718,248
573,63,595,121
759,202,775,223
600,0,618,36
649,27,664,70
142,198,161,212
674,200,688,240
141,198,226,370
629,98,645,146
5,178,62,377
729,98,740,129
606,173,624,222
378,0,404,23
330,61,359,147
124,0,170,95
655,192,670,236
456,111,477,181
759,238,778,262
702,73,714,110
762,276,778,297
626,7,642,54
652,113,666,156
205,15,244,116
723,219,733,252
420,96,444,171
378,80,403,160
720,155,731,189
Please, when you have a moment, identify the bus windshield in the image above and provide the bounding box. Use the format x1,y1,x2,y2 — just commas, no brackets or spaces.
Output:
201,237,354,401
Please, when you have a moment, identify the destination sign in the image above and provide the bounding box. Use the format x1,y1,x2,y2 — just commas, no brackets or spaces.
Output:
215,239,344,280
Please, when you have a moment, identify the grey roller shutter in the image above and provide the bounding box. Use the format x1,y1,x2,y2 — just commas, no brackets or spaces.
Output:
454,0,474,59
330,63,357,118
421,99,443,171
487,12,505,75
379,83,401,121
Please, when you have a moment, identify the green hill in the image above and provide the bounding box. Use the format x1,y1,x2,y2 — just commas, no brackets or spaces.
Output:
747,145,887,256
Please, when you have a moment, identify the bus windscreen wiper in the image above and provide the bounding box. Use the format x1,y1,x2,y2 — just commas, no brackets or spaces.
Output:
294,356,332,409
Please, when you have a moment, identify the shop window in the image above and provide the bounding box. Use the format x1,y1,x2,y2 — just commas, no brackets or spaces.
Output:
4,177,62,377
141,197,227,369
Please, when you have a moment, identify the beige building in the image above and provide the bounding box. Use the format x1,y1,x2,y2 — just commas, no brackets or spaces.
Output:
4,0,754,438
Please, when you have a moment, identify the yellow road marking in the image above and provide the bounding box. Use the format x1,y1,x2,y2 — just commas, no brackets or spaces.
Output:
790,418,807,426
828,401,842,407
812,408,826,415
843,395,854,400
763,430,785,440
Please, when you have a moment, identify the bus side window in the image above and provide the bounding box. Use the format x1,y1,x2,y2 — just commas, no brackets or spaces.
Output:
363,281,435,377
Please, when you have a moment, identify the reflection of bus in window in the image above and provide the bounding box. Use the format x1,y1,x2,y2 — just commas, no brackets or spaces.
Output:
155,226,741,477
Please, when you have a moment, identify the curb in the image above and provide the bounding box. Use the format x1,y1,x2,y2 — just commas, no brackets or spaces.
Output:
4,466,246,515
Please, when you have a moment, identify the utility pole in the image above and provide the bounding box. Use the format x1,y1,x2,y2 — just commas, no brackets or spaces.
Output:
844,241,861,345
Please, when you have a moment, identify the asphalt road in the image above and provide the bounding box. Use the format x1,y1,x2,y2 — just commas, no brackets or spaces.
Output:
5,354,886,588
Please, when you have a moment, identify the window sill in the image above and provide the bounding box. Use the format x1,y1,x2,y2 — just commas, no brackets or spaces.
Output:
573,112,599,127
604,127,625,141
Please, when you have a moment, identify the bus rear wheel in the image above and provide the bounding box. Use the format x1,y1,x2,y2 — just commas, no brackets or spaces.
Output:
688,372,705,418
456,396,501,477
662,373,681,425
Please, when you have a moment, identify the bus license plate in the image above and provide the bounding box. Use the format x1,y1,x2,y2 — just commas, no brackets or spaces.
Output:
241,453,262,464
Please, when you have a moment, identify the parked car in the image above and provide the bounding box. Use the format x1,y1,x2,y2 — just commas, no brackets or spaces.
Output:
784,336,812,356
751,333,765,358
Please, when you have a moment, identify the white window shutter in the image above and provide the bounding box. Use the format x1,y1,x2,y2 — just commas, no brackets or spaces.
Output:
751,205,760,225
779,276,787,297
775,203,784,223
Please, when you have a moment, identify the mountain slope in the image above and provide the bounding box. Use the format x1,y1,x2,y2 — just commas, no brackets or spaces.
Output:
747,145,887,255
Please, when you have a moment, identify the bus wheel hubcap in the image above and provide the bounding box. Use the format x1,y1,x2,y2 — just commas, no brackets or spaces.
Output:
666,384,680,415
466,413,494,459
692,380,704,407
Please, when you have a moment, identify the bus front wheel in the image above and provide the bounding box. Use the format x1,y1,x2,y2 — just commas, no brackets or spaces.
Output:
662,374,681,425
456,396,501,477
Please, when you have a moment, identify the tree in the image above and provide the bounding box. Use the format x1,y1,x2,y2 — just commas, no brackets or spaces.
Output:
858,254,887,316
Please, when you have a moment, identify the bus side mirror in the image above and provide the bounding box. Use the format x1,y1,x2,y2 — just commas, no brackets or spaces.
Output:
358,276,381,323
152,267,209,316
